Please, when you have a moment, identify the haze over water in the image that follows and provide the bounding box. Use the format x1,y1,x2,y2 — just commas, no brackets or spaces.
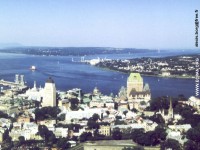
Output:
0,50,199,98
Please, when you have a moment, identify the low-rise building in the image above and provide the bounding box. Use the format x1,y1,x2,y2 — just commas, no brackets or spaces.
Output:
99,125,111,136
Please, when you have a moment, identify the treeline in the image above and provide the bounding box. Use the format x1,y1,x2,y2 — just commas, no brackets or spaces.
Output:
0,47,155,56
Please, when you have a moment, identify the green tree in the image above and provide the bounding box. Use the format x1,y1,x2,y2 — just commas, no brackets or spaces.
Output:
34,107,61,121
57,138,71,149
186,124,200,148
3,129,10,141
58,113,65,121
80,132,92,142
112,128,122,140
184,140,199,150
92,113,100,122
46,131,56,146
123,110,128,116
38,125,48,139
17,136,25,147
70,98,79,110
106,110,110,116
154,126,167,141
131,129,144,143
149,114,165,124
160,139,182,150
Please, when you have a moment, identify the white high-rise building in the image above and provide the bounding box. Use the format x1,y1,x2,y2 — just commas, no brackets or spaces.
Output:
42,77,56,107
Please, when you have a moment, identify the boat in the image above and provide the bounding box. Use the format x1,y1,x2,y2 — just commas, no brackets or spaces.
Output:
30,65,36,70
89,57,100,65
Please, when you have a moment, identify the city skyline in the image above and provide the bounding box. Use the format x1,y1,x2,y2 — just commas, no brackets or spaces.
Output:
0,0,199,49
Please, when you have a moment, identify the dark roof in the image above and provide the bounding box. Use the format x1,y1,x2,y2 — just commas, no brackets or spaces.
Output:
46,77,54,83
129,90,151,96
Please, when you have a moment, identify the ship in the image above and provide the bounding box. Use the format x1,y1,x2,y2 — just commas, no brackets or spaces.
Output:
89,57,100,65
30,65,36,70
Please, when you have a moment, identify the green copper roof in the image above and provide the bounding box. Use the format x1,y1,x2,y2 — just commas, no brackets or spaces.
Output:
127,73,143,82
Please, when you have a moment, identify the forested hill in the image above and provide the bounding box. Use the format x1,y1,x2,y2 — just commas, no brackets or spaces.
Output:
0,47,156,56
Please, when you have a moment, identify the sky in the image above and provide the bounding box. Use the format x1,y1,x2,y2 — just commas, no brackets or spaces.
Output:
0,0,200,49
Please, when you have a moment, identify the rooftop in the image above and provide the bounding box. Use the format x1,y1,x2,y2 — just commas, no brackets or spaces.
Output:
46,77,55,83
127,73,143,82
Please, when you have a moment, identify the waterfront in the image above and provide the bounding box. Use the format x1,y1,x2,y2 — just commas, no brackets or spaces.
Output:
0,50,199,98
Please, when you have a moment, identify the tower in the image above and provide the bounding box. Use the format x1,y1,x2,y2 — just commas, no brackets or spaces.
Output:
15,74,19,84
33,81,37,90
127,73,143,99
42,77,56,107
20,75,24,86
168,98,173,119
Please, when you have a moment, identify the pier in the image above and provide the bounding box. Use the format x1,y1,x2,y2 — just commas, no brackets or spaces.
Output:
0,79,19,87
0,74,25,87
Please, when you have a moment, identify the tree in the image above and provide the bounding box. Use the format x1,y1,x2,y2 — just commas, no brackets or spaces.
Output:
160,139,181,150
123,110,128,116
46,131,56,146
149,114,165,124
184,140,199,150
131,129,144,143
34,106,61,121
0,111,9,118
18,136,25,143
112,128,122,140
70,98,79,110
80,132,92,142
131,108,138,113
57,138,71,149
3,129,10,141
87,119,99,129
38,125,48,139
48,106,61,118
106,110,110,116
116,116,122,120
92,113,100,122
58,113,65,121
186,124,200,149
154,126,167,141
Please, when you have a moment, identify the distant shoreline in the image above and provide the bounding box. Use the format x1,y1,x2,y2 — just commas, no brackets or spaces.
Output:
94,65,195,79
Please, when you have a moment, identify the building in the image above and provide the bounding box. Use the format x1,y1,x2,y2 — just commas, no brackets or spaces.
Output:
99,125,111,136
42,77,56,107
127,73,143,98
161,71,171,77
23,81,44,101
0,105,19,116
65,108,106,123
17,115,31,123
127,73,151,101
157,99,174,123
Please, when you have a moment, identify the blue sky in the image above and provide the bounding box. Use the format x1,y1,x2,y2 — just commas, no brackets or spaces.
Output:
0,0,199,49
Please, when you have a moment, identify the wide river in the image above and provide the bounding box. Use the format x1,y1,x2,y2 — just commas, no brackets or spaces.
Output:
0,50,199,98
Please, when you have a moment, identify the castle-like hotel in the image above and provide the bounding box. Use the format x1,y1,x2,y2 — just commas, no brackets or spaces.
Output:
127,73,151,101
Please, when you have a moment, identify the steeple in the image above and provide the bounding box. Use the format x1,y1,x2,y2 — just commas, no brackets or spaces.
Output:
168,97,173,118
33,81,37,90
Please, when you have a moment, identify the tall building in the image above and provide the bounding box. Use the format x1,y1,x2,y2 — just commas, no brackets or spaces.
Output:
127,73,143,98
42,77,56,107
126,73,151,102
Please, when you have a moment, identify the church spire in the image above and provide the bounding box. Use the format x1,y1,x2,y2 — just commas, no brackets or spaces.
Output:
168,97,173,118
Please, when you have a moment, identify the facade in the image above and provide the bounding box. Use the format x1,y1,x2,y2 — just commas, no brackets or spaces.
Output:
99,125,111,136
127,73,143,98
17,115,31,123
42,77,56,107
0,105,19,116
157,99,174,123
127,73,151,101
